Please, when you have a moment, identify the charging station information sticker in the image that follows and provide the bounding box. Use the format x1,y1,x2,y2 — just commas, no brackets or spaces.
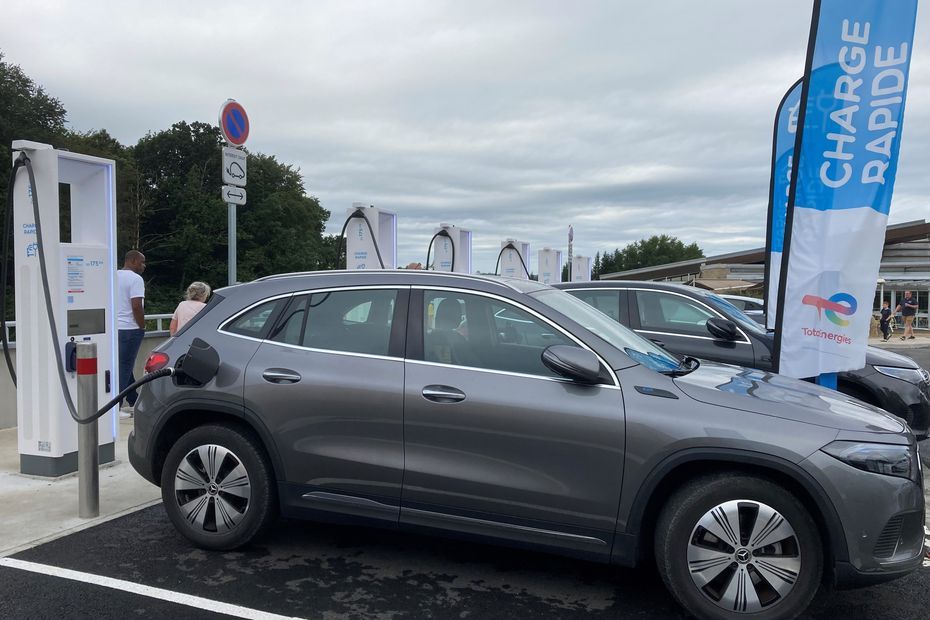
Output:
67,256,85,295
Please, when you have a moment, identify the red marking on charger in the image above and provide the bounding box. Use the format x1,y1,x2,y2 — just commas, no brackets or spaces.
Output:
76,357,97,375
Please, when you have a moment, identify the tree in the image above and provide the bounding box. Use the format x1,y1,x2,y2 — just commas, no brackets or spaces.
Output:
593,235,704,278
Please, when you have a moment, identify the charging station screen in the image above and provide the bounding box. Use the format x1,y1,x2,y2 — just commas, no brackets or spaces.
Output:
67,309,106,336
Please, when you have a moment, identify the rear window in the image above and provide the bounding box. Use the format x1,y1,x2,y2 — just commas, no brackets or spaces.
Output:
222,298,284,339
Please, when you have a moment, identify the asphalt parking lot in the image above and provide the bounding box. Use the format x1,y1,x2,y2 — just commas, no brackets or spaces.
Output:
1,498,929,620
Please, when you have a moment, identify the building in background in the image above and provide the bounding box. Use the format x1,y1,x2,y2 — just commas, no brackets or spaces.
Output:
600,220,930,329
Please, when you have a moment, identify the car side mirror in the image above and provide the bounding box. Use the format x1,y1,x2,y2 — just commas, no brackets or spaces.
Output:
541,345,601,384
706,317,739,341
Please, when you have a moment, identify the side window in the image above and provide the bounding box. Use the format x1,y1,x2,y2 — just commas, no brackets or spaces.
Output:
268,296,309,346
270,289,397,356
567,290,620,322
223,299,282,338
726,298,746,310
636,290,716,337
424,290,575,377
744,300,763,312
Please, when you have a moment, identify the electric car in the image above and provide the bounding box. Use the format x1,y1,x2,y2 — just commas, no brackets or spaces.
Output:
556,280,930,439
129,271,924,620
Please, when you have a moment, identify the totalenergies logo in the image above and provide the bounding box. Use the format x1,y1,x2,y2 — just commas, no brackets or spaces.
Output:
801,292,857,327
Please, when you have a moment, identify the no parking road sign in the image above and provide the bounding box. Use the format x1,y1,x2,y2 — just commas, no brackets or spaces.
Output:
219,99,249,147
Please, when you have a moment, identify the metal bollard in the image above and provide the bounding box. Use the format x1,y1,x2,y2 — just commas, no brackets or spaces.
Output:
76,341,99,518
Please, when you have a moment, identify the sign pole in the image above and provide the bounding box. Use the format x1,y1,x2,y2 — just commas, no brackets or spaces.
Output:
228,202,236,285
218,98,249,286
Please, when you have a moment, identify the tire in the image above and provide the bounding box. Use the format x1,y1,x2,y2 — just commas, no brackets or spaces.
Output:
160,424,277,550
654,473,823,620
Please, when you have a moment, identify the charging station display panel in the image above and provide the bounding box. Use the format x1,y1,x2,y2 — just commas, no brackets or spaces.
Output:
345,206,397,270
538,249,563,285
500,240,529,280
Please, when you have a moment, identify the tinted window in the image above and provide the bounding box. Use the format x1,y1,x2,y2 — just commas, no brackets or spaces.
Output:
424,290,574,377
223,299,282,338
636,290,716,337
744,300,763,312
270,289,397,356
568,290,620,321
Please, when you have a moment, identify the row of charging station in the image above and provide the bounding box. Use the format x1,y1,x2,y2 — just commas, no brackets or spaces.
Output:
344,205,592,282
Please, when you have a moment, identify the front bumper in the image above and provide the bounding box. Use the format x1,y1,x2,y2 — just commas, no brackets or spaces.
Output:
802,449,925,588
844,368,930,438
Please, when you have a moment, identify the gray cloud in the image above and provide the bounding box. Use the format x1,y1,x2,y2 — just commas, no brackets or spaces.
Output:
3,0,928,272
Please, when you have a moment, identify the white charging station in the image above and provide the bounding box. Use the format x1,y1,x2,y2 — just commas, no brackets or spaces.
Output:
11,141,117,476
571,255,592,282
345,203,397,270
499,239,530,280
431,223,472,273
537,248,563,285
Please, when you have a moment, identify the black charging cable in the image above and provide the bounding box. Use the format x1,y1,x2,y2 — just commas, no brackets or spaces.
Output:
494,242,530,278
333,207,386,269
425,228,455,271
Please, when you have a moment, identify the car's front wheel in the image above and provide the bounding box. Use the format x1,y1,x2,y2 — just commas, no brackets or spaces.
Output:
655,473,823,620
161,424,276,550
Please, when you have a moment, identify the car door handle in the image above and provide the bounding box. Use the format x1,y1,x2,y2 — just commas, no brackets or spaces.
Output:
262,369,301,384
650,338,667,349
422,385,466,403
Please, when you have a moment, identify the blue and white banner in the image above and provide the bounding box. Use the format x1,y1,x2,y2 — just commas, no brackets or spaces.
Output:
765,79,803,330
776,0,918,378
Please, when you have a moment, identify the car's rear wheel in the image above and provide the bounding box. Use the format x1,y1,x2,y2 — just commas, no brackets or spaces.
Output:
161,424,276,550
655,473,823,620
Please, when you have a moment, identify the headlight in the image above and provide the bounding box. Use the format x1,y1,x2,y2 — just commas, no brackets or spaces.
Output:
874,365,927,384
822,441,919,483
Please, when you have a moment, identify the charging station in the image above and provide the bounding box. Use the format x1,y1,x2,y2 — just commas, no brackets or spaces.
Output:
499,239,530,280
537,248,563,285
345,203,397,270
430,223,472,273
11,141,117,476
571,255,592,282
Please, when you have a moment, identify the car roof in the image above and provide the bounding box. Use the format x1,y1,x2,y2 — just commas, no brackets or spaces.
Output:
217,269,551,298
552,280,711,297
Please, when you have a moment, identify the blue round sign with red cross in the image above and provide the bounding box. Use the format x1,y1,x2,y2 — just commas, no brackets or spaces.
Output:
218,99,249,147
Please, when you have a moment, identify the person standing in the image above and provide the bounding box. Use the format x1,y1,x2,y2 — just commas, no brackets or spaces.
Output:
169,281,211,336
117,250,146,418
879,301,892,342
896,290,918,340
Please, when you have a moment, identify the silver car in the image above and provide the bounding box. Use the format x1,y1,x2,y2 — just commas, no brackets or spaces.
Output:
129,271,924,620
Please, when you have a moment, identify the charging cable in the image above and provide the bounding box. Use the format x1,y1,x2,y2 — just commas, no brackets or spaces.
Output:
494,242,530,278
425,228,455,271
1,154,26,385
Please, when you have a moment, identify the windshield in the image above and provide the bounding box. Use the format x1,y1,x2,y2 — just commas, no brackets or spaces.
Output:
705,294,767,336
531,288,681,372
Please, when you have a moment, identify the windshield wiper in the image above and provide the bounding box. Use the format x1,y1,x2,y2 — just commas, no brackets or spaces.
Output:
661,356,701,377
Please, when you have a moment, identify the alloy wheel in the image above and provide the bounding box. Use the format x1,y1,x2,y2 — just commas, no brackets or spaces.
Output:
173,444,252,534
687,499,801,613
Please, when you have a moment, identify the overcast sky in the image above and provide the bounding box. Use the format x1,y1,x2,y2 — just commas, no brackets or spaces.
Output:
3,1,929,273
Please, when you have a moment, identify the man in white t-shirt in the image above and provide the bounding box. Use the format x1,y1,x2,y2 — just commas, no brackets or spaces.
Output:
117,250,146,417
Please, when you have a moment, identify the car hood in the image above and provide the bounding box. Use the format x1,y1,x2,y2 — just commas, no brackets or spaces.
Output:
673,361,906,434
864,345,919,369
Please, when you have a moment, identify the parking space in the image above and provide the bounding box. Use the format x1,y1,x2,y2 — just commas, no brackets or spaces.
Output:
1,502,928,619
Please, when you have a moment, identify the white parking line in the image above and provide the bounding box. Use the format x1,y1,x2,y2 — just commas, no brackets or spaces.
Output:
0,557,307,620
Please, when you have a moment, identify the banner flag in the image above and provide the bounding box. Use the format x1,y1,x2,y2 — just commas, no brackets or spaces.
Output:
775,0,918,378
764,78,803,330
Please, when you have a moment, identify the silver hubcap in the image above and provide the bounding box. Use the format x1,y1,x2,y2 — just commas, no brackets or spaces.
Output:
687,499,801,613
173,444,251,534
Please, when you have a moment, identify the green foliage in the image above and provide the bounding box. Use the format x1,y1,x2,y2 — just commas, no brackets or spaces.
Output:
593,235,704,278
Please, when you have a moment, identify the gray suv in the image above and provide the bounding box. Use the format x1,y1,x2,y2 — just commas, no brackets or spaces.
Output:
129,271,924,620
